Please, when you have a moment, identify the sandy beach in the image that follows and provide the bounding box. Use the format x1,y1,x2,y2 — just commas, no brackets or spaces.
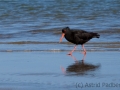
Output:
0,50,119,90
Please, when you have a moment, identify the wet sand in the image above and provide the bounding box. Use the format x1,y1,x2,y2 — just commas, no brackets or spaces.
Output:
0,51,120,90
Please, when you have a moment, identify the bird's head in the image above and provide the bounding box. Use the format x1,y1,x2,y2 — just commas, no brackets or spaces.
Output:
62,27,70,33
59,27,70,43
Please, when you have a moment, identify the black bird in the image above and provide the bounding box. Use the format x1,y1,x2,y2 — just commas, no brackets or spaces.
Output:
59,27,100,55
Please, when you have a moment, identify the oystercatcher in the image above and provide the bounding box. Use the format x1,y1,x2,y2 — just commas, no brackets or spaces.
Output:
59,27,100,55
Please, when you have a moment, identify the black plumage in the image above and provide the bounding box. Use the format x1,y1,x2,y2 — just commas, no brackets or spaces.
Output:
59,27,100,55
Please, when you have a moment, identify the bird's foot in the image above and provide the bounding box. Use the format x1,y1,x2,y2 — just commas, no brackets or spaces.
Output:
67,51,73,55
67,53,72,56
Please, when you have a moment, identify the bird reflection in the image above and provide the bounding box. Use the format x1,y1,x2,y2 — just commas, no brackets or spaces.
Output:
61,55,100,76
68,54,86,63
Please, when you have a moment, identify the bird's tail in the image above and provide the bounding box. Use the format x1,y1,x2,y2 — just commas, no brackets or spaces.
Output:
91,32,100,38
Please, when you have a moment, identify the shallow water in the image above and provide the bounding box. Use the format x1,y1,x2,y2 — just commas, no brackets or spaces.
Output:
0,51,120,90
0,0,120,44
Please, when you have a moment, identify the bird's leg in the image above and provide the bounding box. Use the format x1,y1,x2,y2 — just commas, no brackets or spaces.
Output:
82,45,86,55
68,45,77,55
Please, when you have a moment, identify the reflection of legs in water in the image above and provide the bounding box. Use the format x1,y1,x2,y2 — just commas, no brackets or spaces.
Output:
82,54,86,61
60,65,66,75
69,54,86,62
81,54,86,64
60,55,78,75
68,54,78,62
60,54,86,75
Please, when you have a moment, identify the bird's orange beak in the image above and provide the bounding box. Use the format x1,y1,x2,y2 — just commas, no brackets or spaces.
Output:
59,33,65,43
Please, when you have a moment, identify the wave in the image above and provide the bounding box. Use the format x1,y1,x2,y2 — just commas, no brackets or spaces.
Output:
0,41,119,52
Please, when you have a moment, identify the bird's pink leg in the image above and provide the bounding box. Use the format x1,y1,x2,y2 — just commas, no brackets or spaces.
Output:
82,45,86,55
68,45,77,55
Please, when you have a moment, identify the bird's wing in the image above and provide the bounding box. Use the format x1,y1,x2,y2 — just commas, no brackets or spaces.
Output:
73,31,93,44
73,30,88,38
72,31,84,44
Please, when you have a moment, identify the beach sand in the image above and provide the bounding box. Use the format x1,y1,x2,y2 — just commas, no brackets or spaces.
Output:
0,51,120,90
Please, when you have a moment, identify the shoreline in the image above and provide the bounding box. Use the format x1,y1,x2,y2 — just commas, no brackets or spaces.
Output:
0,49,119,52
0,41,119,52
